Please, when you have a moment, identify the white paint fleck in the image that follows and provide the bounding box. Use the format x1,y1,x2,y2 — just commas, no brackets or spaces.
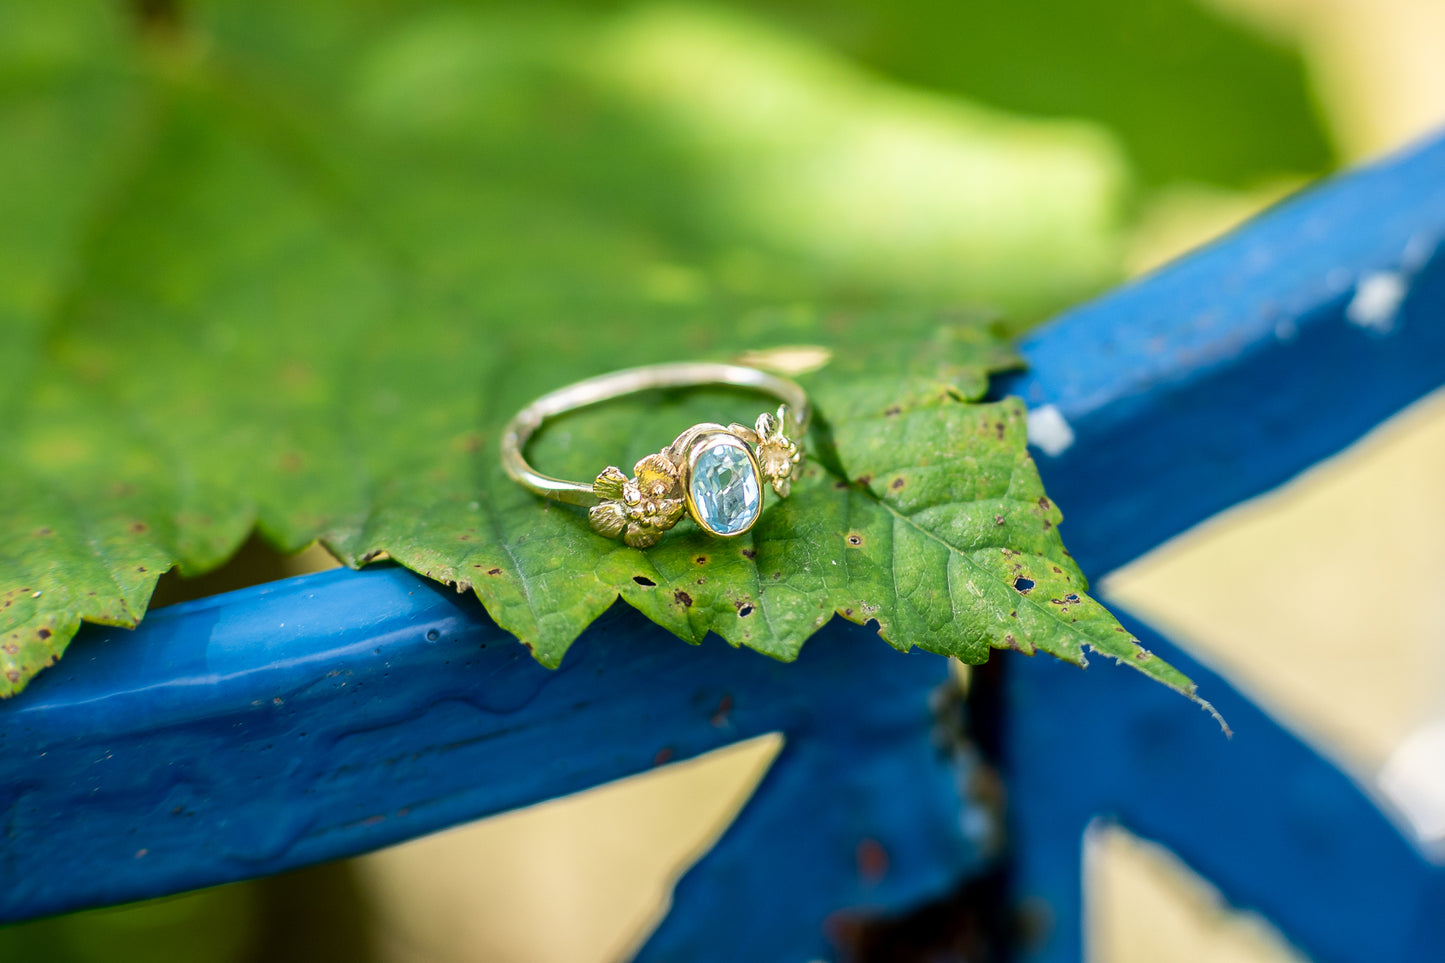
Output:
1378,717,1445,856
1026,405,1075,457
1346,271,1407,333
959,806,992,847
31,591,40,598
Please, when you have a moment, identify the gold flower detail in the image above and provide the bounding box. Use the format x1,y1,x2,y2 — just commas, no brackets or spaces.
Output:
589,453,685,548
754,407,802,498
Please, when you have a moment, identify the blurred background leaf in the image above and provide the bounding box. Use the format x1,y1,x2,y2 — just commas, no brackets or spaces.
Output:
729,0,1333,187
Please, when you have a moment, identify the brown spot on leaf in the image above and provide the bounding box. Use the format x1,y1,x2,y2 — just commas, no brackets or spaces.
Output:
884,405,902,417
995,515,1005,526
130,522,148,534
674,589,693,607
846,533,863,547
857,474,872,486
5,670,18,683
279,451,304,472
741,548,756,560
487,568,502,576
137,566,147,573
695,555,708,565
890,477,905,491
37,628,50,640
34,527,52,537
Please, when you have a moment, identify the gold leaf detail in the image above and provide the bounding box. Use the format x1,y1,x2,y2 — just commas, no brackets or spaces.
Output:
589,501,627,538
633,453,681,498
593,466,628,501
754,405,802,498
590,452,685,546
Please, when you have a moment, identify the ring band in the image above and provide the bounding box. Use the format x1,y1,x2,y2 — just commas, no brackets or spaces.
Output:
501,362,810,547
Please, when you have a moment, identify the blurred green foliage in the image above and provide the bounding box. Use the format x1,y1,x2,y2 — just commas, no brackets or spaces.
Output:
0,864,375,963
0,886,254,963
740,0,1333,187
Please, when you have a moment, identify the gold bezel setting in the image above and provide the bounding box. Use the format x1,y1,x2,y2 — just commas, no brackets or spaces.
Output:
681,430,764,538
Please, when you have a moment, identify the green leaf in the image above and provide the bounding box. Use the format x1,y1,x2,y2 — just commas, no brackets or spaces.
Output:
747,0,1334,188
0,0,1216,724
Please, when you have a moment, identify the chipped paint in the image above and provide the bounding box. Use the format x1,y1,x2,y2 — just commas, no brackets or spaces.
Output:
1026,405,1075,457
1378,717,1445,850
1345,271,1407,332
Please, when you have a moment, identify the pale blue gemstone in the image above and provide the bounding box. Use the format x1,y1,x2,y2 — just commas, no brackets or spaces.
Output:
690,443,761,535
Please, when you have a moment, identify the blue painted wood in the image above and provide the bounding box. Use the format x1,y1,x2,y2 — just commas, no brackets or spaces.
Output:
637,715,986,962
998,130,1445,579
0,564,986,955
1004,601,1445,963
995,130,1445,963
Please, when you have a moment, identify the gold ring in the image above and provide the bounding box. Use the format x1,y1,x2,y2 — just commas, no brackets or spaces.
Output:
500,362,809,547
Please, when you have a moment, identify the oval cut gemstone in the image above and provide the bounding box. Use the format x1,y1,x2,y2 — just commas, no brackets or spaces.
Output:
690,442,762,535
